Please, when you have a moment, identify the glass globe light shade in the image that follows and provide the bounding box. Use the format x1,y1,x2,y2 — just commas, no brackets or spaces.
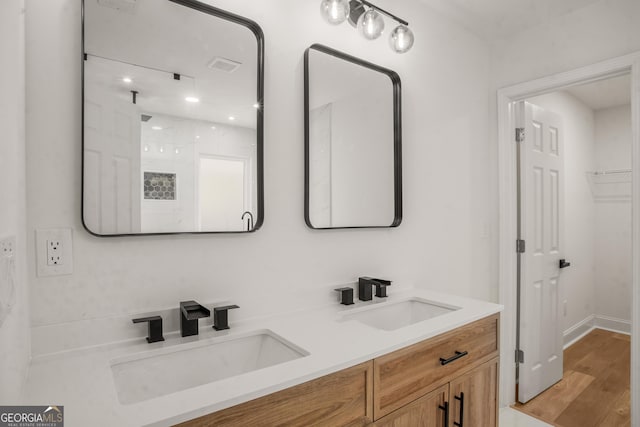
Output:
389,25,414,53
320,0,350,25
357,9,385,40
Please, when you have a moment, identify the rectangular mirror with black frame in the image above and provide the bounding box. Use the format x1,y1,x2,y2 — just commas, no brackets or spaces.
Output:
304,44,402,230
82,0,264,236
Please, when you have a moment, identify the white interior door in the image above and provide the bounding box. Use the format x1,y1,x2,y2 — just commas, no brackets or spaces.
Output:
84,83,141,234
517,101,565,403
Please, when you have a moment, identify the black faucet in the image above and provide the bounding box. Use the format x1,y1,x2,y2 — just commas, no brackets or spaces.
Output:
213,305,240,330
358,277,392,301
180,300,211,337
241,211,254,231
132,316,165,343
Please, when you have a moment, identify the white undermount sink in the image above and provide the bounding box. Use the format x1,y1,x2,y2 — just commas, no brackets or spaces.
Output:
341,297,460,331
111,330,308,405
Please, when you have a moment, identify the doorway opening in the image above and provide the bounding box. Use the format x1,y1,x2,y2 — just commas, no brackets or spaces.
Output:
497,53,640,426
197,155,248,232
513,74,633,426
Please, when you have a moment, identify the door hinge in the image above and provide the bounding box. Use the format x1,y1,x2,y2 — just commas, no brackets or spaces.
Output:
516,127,525,143
515,349,524,364
516,239,526,253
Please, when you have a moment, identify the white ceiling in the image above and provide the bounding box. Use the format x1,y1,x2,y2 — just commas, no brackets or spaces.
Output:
564,74,631,111
85,0,259,128
417,0,603,40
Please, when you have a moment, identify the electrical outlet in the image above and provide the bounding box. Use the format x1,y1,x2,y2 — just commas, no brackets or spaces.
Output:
0,236,16,259
37,229,73,277
46,240,63,266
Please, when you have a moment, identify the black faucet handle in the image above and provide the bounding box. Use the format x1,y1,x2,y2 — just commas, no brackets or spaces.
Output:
132,316,165,343
213,305,240,331
374,282,391,298
335,287,355,305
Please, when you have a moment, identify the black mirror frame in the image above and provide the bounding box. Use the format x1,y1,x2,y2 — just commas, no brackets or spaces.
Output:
303,44,403,230
81,0,265,237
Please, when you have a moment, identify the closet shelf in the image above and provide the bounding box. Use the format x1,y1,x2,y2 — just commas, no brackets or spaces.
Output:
586,169,631,201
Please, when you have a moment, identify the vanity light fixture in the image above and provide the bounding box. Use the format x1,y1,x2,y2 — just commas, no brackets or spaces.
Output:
320,0,414,53
320,0,350,25
357,8,384,40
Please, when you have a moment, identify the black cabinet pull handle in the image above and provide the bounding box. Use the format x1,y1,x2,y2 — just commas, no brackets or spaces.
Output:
454,392,464,427
440,350,468,365
438,401,449,426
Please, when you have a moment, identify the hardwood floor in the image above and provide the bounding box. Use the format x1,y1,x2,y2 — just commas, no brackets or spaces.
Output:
514,328,630,427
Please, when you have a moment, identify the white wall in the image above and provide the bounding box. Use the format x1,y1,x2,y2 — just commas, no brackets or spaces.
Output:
0,0,29,403
330,90,395,227
25,0,493,330
527,92,597,333
594,105,632,323
491,0,640,89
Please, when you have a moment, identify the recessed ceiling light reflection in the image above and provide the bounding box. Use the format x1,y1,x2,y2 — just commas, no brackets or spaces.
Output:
152,126,163,130
228,116,235,121
185,96,200,103
253,103,260,109
211,126,217,130
159,146,164,153
175,148,180,154
195,135,200,139
143,145,149,152
122,77,132,83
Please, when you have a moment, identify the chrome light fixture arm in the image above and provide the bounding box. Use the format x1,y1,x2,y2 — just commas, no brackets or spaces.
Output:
358,0,408,26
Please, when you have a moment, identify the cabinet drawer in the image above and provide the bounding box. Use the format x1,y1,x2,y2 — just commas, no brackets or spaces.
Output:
373,314,499,419
177,361,373,427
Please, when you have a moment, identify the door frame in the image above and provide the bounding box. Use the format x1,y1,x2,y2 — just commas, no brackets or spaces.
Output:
196,153,250,231
498,51,640,423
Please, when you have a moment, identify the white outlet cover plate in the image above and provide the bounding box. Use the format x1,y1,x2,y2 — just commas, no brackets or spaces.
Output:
0,235,17,327
36,228,73,277
0,236,16,259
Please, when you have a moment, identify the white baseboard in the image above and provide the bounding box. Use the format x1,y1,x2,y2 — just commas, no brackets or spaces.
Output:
563,315,595,349
594,315,631,335
563,314,631,349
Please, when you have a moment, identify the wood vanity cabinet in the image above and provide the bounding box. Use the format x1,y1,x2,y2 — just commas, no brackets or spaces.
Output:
177,314,499,427
371,360,498,427
176,361,374,427
373,314,499,427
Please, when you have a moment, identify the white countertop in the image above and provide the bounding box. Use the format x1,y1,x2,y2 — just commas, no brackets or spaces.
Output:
22,288,502,427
